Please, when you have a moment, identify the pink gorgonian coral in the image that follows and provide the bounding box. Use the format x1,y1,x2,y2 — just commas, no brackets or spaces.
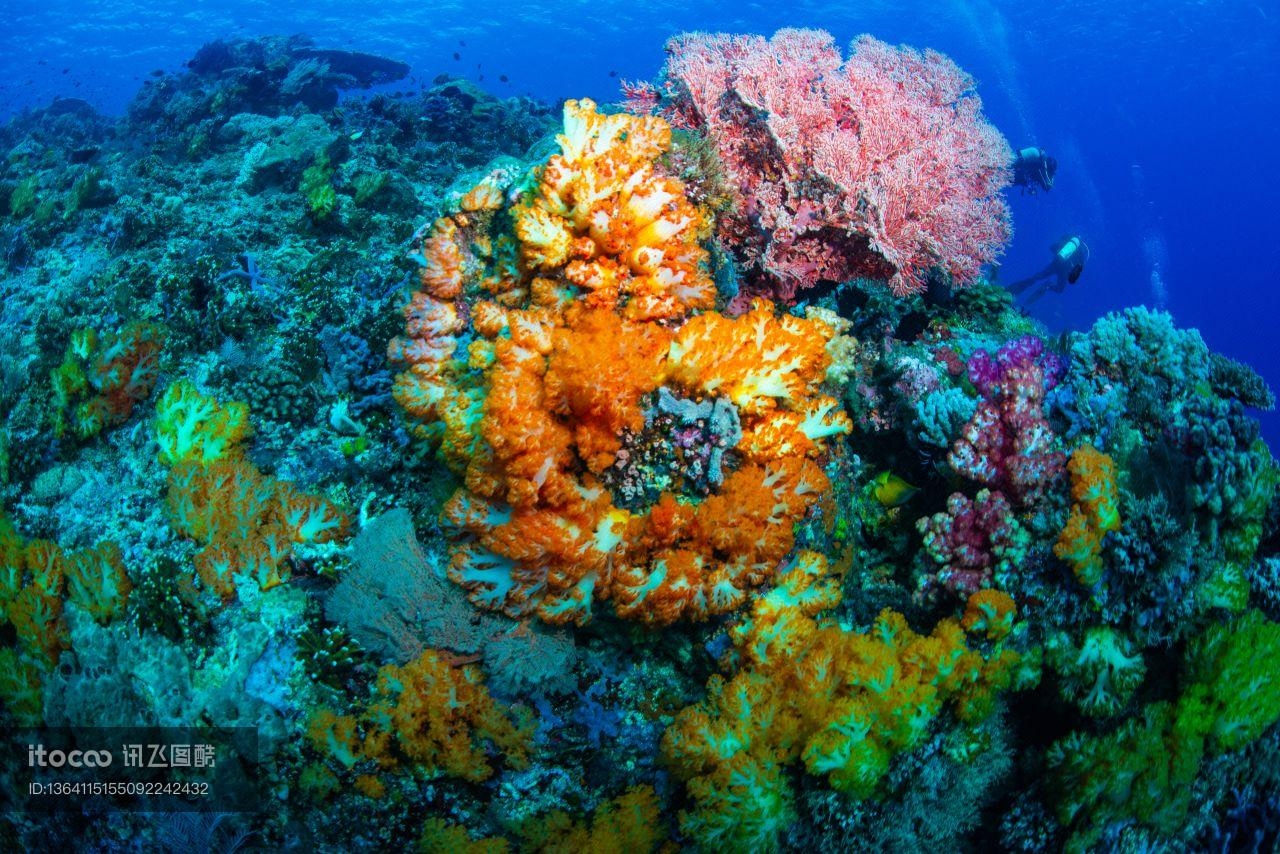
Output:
647,28,1012,302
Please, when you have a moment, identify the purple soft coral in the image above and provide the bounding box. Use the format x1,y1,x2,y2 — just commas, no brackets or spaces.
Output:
951,336,1066,504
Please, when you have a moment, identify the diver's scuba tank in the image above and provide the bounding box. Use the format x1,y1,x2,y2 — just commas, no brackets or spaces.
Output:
1056,237,1087,284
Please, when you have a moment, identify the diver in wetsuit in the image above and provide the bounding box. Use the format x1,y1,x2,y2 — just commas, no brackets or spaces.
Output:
1012,146,1057,194
1008,236,1090,304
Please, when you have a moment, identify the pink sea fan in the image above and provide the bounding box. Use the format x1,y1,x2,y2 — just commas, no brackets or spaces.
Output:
654,28,1012,301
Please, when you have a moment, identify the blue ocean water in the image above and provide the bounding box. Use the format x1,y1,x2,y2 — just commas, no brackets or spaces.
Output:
3,0,1278,444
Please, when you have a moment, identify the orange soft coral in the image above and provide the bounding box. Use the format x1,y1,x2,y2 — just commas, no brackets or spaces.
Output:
308,649,532,787
391,100,849,627
515,99,714,321
390,100,718,455
515,785,667,854
962,588,1018,641
165,456,348,600
51,322,164,439
65,542,131,624
1054,445,1121,587
0,515,133,665
442,302,847,626
157,382,349,600
666,303,834,416
544,307,672,473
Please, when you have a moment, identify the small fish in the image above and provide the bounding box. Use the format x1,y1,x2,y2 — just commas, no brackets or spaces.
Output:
453,52,461,60
871,471,919,507
499,74,509,83
609,70,618,77
459,40,467,47
349,130,364,141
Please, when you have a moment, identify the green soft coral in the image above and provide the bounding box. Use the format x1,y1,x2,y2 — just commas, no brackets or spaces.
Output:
1183,608,1280,750
1046,627,1145,717
1048,610,1280,849
1048,699,1205,852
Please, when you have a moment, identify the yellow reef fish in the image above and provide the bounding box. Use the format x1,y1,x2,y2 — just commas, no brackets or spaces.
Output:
872,471,919,507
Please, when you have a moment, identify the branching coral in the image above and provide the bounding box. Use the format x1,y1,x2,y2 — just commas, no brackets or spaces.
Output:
1062,306,1211,440
1176,396,1276,565
661,551,1034,851
643,28,1011,301
390,99,850,627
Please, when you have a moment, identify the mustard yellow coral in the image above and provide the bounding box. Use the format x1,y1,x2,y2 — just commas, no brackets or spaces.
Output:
1054,445,1121,586
662,553,1033,850
307,649,533,788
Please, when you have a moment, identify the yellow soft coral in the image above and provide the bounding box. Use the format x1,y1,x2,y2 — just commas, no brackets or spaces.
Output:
663,552,1032,850
1054,445,1121,586
155,378,251,466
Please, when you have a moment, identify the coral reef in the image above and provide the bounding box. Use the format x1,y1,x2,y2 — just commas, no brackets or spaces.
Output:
0,28,1277,854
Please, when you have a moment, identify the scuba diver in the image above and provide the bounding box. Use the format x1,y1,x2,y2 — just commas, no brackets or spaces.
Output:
1008,236,1090,304
1012,146,1058,194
